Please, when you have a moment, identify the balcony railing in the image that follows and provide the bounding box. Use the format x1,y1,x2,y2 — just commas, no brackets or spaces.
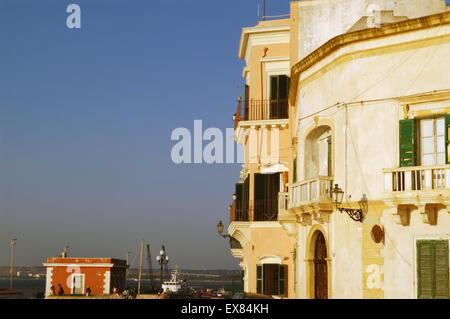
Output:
253,199,279,222
278,192,289,211
230,199,250,222
230,199,279,222
290,176,333,208
384,165,450,192
234,99,288,126
234,98,242,129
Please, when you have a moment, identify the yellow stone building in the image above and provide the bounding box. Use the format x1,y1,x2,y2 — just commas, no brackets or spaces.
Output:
226,0,450,299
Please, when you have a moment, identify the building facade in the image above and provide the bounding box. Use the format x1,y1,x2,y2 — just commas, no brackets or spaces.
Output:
43,257,127,297
228,18,296,298
227,0,450,299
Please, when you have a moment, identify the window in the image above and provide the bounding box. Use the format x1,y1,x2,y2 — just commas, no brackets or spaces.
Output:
269,75,289,119
417,240,449,299
234,177,250,221
254,173,280,221
318,131,332,176
399,115,450,167
420,118,445,166
256,265,263,294
270,75,289,101
304,126,332,179
256,264,287,296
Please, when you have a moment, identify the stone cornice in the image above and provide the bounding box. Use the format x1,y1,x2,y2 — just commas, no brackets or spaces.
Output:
289,11,450,105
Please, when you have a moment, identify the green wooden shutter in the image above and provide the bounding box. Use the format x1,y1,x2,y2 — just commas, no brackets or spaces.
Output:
417,240,434,299
256,265,263,294
417,240,449,299
399,119,416,167
434,240,449,299
293,157,297,184
446,114,450,164
279,265,287,296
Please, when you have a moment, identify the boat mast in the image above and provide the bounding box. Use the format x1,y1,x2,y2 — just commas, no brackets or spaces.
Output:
137,239,144,295
10,239,17,289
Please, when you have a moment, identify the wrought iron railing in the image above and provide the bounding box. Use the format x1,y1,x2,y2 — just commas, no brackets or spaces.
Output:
252,199,279,222
230,199,279,222
230,199,250,222
234,99,289,126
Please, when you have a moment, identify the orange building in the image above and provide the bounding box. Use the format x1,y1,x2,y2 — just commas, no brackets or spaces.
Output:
43,257,127,298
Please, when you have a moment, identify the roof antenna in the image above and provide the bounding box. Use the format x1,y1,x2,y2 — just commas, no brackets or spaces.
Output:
261,0,266,21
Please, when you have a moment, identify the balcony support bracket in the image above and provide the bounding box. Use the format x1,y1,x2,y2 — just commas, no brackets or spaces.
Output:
313,211,330,224
299,213,312,226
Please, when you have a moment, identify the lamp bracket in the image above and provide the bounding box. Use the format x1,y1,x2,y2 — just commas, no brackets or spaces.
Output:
338,208,364,222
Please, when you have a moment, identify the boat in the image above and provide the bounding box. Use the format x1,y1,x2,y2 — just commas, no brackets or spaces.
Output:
161,267,192,298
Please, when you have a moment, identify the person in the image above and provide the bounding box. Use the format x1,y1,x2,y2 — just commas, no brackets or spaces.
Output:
50,285,56,296
57,284,64,296
85,287,92,297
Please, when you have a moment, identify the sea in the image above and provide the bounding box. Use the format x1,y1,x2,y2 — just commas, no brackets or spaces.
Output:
0,278,242,299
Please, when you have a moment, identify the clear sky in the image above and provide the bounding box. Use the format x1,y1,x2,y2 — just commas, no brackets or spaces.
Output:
0,0,290,268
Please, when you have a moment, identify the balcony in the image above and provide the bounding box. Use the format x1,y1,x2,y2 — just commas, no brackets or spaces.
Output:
290,176,333,208
384,165,450,193
289,177,334,222
230,200,250,222
384,165,450,225
253,199,279,222
230,199,279,223
234,98,289,127
278,192,289,212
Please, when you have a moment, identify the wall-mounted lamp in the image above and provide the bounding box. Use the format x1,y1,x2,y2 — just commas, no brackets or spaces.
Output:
330,184,367,222
216,220,230,239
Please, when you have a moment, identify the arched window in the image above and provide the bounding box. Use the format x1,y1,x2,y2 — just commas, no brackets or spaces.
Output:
305,126,332,180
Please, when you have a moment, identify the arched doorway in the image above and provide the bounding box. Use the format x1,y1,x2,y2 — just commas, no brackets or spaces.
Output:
313,231,328,299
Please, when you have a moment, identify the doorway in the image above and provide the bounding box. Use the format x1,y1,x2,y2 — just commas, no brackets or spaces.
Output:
313,231,328,299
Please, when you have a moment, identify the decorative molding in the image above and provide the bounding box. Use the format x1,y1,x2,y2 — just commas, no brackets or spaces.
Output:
313,211,330,224
230,249,244,259
45,267,53,297
258,255,284,265
228,222,251,247
103,270,111,295
299,213,313,226
43,263,116,268
239,24,290,61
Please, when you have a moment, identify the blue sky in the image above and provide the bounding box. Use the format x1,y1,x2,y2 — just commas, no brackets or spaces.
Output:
0,0,290,268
